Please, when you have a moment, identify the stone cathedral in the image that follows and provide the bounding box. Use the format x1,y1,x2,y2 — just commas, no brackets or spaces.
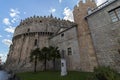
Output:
5,0,120,72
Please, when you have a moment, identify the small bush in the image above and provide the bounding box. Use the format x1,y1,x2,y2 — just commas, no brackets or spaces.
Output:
87,66,120,80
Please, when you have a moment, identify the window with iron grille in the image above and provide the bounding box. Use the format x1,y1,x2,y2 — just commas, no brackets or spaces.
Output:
109,7,120,22
68,47,72,55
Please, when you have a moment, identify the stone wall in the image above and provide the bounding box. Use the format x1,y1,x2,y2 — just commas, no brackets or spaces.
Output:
6,32,51,71
14,16,75,37
86,0,120,71
5,16,75,72
5,0,120,72
50,26,81,71
73,0,98,72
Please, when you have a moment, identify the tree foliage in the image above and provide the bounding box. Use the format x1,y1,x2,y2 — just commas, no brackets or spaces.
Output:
40,46,61,70
30,48,41,72
41,47,51,70
49,46,61,70
29,46,61,71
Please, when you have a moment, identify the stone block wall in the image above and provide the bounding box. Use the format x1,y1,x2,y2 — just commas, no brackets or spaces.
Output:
73,0,98,72
86,0,120,72
5,16,75,72
50,26,81,71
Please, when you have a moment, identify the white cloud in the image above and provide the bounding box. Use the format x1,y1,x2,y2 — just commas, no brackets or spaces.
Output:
4,26,15,33
3,8,20,26
0,53,7,62
2,39,12,46
7,35,11,37
97,0,107,6
3,18,11,26
10,8,20,18
63,7,74,22
10,8,20,23
23,12,27,14
59,0,62,3
3,8,20,33
11,17,20,23
11,18,16,23
49,8,56,13
76,0,107,6
0,35,2,38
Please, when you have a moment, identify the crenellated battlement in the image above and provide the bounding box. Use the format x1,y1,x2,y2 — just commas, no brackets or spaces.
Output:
18,15,73,27
74,0,96,10
14,15,75,37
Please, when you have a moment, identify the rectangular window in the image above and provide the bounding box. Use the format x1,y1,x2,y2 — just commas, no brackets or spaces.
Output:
109,11,118,22
61,33,64,37
68,47,72,55
116,8,120,19
109,7,120,22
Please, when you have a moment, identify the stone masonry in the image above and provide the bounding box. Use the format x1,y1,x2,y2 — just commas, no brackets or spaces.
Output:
86,0,120,71
5,15,76,72
5,0,120,72
73,0,98,72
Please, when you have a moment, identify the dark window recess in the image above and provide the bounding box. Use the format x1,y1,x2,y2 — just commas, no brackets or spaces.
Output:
118,49,120,54
61,33,64,37
34,39,37,46
27,28,30,32
68,47,72,55
109,6,120,22
40,20,42,23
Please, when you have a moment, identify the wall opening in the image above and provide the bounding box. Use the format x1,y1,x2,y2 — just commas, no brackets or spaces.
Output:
27,28,30,32
34,39,37,46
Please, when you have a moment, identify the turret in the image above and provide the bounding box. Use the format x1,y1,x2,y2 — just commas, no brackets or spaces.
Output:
73,0,96,22
73,0,98,72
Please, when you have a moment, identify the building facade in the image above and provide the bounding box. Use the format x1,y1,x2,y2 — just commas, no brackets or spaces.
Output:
5,0,120,72
86,0,120,71
5,15,78,71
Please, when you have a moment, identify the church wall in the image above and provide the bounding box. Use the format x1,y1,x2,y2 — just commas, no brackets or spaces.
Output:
86,0,120,71
50,26,81,71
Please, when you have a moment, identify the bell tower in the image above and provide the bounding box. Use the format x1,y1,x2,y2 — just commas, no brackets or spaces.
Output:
73,0,98,72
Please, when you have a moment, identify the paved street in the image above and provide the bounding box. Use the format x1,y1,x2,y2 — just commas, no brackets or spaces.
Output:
0,70,9,80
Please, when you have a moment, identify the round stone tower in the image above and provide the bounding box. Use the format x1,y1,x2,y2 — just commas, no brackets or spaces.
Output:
6,15,74,72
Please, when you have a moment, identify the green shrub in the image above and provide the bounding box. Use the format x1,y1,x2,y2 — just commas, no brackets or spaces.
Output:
87,66,120,80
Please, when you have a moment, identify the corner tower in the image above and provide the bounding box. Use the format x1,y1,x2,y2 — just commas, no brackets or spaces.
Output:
73,0,98,72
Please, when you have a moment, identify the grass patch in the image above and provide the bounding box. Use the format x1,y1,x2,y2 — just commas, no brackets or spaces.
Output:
17,71,92,80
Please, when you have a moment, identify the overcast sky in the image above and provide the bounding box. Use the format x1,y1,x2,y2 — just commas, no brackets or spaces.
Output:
0,0,107,62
